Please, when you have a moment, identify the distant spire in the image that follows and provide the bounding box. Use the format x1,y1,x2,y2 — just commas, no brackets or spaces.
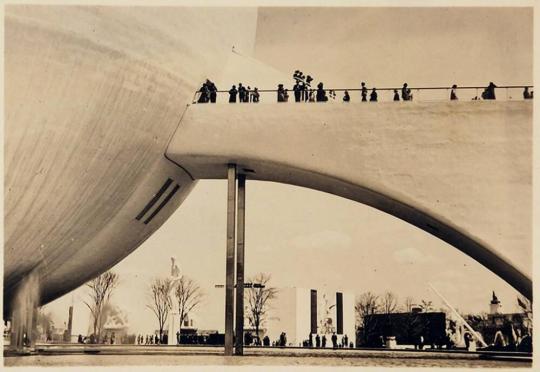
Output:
491,291,500,304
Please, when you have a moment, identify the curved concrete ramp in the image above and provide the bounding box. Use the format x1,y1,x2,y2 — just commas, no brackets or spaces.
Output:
166,101,532,299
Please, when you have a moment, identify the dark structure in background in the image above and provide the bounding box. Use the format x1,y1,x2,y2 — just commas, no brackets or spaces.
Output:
310,290,317,334
336,292,343,335
358,312,446,347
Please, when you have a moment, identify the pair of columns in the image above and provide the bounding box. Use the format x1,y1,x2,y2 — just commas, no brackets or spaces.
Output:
224,164,246,356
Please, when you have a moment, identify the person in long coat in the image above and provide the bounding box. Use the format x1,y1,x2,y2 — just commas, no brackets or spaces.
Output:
228,85,238,103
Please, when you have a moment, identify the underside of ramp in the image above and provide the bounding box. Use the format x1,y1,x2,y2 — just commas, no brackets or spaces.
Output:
166,101,532,299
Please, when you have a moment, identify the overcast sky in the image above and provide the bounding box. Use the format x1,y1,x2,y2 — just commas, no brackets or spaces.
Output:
43,6,533,335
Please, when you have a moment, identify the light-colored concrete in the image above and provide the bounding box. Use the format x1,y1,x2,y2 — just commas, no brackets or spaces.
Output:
166,101,532,299
4,5,257,314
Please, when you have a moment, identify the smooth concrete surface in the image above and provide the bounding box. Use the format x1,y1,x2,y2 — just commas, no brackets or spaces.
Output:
4,5,257,315
166,101,532,299
3,345,532,367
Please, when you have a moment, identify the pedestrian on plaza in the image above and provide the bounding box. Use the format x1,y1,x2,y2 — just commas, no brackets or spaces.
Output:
154,334,159,345
228,85,238,103
322,334,327,348
246,86,252,102
309,333,314,347
464,332,471,350
331,332,338,349
284,89,289,102
361,82,368,102
450,84,458,100
315,334,321,348
370,88,378,102
343,90,351,102
343,334,349,348
393,89,400,101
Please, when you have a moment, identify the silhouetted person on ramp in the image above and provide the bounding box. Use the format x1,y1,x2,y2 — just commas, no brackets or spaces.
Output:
361,82,368,101
343,90,351,102
277,84,286,102
207,79,217,103
197,82,209,103
523,87,532,99
331,333,338,349
370,88,378,102
251,87,260,103
238,83,247,102
316,82,328,102
450,84,458,100
229,85,238,103
393,89,400,101
293,82,302,102
402,83,411,101
483,82,497,100
322,334,327,347
315,334,321,347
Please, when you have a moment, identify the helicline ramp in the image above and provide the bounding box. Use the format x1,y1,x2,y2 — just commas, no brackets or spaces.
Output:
166,100,532,299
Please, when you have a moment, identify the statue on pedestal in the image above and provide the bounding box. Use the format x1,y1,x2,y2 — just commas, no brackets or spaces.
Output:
167,257,182,345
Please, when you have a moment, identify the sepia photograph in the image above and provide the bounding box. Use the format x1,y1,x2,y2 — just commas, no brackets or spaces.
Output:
2,0,535,370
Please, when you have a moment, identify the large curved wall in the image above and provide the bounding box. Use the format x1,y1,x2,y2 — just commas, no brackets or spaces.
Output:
4,5,258,314
166,101,532,299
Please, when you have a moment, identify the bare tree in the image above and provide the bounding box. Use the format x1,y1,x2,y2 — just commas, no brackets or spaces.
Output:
175,275,204,338
246,273,278,343
84,271,119,341
419,299,434,312
382,292,399,314
355,292,380,345
404,296,415,313
147,278,172,342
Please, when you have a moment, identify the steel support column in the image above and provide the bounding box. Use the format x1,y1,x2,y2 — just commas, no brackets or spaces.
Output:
234,174,246,355
224,164,236,356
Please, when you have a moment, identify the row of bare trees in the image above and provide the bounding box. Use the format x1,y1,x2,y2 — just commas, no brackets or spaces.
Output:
147,275,204,342
84,270,276,344
147,272,277,344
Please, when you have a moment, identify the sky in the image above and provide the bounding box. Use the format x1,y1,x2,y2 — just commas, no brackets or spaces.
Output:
42,6,533,336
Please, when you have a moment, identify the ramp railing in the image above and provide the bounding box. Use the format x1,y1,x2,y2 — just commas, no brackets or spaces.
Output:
192,85,534,104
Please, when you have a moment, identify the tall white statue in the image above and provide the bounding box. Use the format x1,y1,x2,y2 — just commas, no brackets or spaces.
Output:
168,257,182,344
169,257,180,313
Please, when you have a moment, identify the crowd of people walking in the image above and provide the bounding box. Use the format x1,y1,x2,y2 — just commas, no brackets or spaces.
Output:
195,71,533,104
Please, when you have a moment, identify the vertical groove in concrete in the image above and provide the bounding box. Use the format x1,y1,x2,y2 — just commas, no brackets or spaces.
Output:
235,175,246,355
224,164,236,356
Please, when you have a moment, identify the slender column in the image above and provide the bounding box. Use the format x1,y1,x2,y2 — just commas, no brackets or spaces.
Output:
224,164,236,356
234,175,246,355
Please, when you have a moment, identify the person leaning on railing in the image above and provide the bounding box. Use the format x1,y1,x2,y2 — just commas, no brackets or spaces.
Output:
450,84,458,100
228,85,238,103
